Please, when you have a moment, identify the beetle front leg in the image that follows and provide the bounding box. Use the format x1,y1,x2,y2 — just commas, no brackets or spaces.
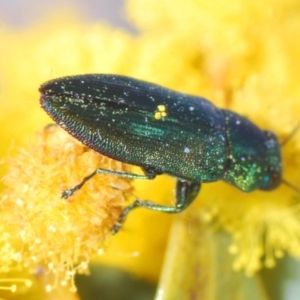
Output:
112,180,201,234
62,168,155,199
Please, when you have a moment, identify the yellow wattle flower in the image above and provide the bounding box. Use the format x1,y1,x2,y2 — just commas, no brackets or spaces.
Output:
0,126,132,292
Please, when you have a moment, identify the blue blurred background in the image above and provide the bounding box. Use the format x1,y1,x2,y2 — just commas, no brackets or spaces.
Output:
0,0,133,29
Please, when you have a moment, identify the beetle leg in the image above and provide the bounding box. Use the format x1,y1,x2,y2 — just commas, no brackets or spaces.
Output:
142,166,162,179
175,179,201,210
112,180,201,234
62,168,155,199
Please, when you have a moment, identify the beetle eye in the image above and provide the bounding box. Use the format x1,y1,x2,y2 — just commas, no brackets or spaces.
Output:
260,171,281,191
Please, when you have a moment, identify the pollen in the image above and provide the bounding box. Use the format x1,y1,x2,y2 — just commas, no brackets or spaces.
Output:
154,104,167,120
0,125,133,291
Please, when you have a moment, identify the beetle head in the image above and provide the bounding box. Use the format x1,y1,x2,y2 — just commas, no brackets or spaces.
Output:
259,131,282,191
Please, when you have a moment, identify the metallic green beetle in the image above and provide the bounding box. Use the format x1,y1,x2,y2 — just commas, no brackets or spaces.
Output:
40,74,282,233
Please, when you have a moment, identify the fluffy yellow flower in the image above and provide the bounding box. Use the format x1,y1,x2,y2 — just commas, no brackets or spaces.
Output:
1,126,132,291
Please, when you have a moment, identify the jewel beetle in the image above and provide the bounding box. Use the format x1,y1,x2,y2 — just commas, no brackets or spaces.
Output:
39,74,283,233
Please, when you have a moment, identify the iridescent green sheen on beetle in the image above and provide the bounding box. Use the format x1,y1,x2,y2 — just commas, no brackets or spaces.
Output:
39,74,282,233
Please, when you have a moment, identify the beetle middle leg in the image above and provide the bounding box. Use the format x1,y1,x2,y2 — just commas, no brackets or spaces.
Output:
112,179,201,234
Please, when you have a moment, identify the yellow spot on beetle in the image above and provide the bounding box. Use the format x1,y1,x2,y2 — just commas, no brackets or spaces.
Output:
154,104,167,120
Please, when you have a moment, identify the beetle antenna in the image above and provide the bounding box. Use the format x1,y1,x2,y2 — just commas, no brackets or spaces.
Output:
282,178,300,195
281,118,300,146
